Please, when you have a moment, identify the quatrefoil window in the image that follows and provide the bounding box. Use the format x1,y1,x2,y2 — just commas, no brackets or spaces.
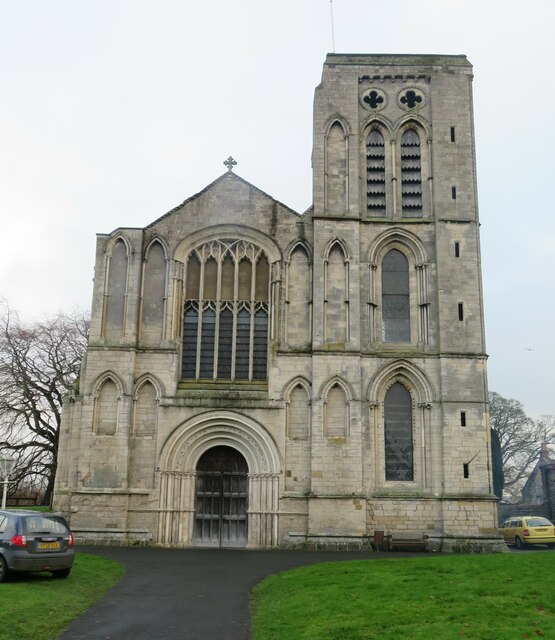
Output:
360,88,387,111
398,88,425,110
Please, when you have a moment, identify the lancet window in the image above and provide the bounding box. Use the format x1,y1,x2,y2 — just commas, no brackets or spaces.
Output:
384,382,414,481
400,129,422,216
381,249,410,342
366,129,386,214
181,240,269,381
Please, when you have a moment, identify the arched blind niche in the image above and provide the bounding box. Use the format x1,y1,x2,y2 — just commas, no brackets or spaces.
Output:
325,121,347,213
182,239,269,381
286,245,311,346
140,241,166,343
324,383,348,438
104,239,128,339
133,381,157,437
384,382,413,481
325,243,348,344
94,378,119,436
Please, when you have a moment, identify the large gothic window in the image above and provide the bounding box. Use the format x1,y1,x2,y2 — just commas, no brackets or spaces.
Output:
400,129,422,216
182,240,269,381
384,382,413,481
382,249,410,342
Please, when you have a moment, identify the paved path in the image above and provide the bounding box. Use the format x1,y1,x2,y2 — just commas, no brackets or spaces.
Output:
60,546,405,640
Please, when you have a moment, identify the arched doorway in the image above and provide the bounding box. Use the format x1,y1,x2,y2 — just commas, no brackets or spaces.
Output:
194,446,249,548
158,411,281,548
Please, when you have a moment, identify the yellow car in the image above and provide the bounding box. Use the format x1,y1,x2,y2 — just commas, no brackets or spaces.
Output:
499,516,555,549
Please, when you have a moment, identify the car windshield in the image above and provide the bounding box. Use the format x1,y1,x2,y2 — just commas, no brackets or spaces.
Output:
525,517,552,527
22,515,68,535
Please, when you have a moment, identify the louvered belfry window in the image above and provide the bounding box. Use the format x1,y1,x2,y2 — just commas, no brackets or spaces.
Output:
382,249,410,342
366,129,386,214
182,240,269,381
400,129,422,216
384,382,414,481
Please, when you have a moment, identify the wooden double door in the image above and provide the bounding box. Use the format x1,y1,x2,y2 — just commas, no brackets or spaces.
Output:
194,446,248,548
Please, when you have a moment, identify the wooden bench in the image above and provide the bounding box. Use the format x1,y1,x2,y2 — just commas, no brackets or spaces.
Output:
388,531,428,551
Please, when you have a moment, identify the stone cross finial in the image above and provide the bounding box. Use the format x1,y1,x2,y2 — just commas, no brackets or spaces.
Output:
224,156,237,172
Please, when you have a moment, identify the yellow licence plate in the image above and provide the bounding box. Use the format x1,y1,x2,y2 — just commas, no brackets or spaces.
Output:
39,542,60,550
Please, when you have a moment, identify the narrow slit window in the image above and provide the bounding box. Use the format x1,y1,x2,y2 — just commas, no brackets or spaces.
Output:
452,186,457,200
458,303,464,321
463,463,469,479
455,242,460,258
450,127,456,142
460,411,467,427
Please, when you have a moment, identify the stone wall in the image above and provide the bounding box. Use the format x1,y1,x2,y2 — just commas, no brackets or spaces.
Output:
53,54,500,552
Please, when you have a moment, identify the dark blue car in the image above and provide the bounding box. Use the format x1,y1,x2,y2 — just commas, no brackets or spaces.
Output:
0,510,75,582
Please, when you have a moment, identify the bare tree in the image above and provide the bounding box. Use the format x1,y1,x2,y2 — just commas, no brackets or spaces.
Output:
0,303,89,505
489,391,555,501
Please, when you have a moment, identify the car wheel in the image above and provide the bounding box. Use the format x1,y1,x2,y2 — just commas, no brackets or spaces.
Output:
515,536,525,549
0,556,9,583
52,568,71,579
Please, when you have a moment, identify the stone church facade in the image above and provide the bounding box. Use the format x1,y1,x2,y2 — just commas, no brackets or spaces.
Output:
54,54,503,551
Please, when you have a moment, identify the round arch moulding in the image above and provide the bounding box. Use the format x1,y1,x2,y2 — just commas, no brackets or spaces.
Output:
159,411,282,475
366,227,428,265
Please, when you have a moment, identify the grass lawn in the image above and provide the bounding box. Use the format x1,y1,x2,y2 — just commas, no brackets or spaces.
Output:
0,552,124,640
251,553,555,640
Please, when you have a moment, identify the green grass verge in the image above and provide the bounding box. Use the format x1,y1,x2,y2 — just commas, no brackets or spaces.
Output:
0,553,124,640
251,553,555,640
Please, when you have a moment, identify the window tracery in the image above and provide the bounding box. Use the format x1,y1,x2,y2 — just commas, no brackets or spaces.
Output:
181,239,269,381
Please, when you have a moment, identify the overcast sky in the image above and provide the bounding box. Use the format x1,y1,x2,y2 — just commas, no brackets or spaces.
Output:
1,1,553,417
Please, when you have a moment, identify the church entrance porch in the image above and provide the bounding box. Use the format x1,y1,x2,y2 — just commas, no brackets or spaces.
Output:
194,446,248,548
157,411,281,548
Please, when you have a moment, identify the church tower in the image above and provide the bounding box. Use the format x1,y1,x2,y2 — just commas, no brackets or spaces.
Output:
300,54,495,550
54,55,503,552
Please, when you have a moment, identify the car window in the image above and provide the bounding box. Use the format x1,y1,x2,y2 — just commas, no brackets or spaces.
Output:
22,515,68,535
0,516,7,534
501,521,511,528
525,517,552,527
515,519,523,527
